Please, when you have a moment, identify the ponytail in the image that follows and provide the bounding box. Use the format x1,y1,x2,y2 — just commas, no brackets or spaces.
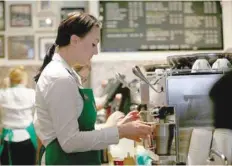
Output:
34,43,56,83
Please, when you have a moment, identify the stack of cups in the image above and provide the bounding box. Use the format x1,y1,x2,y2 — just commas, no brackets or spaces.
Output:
212,58,231,70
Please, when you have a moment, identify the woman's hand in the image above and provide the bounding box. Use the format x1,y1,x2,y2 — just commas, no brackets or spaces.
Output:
106,111,125,126
107,110,153,142
117,110,140,125
117,120,153,142
106,110,140,127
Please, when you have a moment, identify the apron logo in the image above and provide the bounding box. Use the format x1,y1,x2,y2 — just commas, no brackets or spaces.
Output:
84,94,89,100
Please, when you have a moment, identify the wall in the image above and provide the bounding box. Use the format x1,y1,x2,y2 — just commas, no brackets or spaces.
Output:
0,1,88,88
89,0,232,92
0,1,88,66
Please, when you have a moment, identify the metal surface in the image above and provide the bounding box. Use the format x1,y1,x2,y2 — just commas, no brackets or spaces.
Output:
166,73,223,127
165,72,223,163
132,66,163,93
142,123,176,155
207,149,228,165
140,81,150,104
155,123,175,155
115,72,139,93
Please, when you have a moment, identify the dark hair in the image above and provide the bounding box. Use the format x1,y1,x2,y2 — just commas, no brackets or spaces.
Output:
34,12,101,82
209,69,232,129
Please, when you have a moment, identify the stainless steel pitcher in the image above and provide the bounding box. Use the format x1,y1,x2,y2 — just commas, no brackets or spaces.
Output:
155,123,175,155
143,123,175,155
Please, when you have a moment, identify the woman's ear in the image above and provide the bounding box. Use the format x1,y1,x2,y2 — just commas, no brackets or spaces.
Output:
70,35,81,46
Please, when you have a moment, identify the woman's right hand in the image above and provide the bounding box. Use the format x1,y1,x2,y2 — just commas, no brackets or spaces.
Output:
117,120,153,142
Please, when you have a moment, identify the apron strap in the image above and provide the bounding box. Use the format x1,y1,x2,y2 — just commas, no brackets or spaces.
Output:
25,123,38,150
0,128,13,165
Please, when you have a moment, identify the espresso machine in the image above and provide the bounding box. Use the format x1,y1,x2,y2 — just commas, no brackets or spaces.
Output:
133,52,232,165
131,66,180,165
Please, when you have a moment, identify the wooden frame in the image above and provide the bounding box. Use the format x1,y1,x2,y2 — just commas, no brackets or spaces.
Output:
0,35,4,58
8,36,34,60
37,0,54,13
10,4,32,27
0,1,5,30
39,36,55,60
35,16,56,31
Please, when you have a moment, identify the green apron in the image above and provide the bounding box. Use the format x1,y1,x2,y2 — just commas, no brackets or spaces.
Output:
0,123,38,165
42,88,100,165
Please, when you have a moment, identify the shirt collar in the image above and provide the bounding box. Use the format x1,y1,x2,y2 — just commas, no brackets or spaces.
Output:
52,53,83,85
52,53,73,73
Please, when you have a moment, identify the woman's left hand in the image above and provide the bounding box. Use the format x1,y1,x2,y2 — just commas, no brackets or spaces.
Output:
117,110,140,125
106,110,140,127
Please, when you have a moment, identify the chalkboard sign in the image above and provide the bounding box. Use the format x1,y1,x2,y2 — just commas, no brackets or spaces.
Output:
100,1,223,52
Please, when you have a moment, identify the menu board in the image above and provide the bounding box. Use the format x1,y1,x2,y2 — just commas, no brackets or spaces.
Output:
100,1,223,52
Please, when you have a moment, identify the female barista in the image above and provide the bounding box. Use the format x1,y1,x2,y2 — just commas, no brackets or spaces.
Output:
0,66,37,165
34,12,152,165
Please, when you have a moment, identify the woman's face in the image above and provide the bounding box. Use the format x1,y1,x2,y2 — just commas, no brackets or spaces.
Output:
74,26,100,65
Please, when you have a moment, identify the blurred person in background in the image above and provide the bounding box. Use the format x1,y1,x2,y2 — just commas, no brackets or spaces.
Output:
209,69,232,130
2,77,10,89
209,49,232,129
0,66,37,165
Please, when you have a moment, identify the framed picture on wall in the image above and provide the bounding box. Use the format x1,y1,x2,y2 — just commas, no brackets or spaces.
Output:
61,7,85,20
39,37,55,60
10,4,32,27
8,36,34,60
37,0,55,13
0,1,5,30
35,16,56,31
0,36,4,58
